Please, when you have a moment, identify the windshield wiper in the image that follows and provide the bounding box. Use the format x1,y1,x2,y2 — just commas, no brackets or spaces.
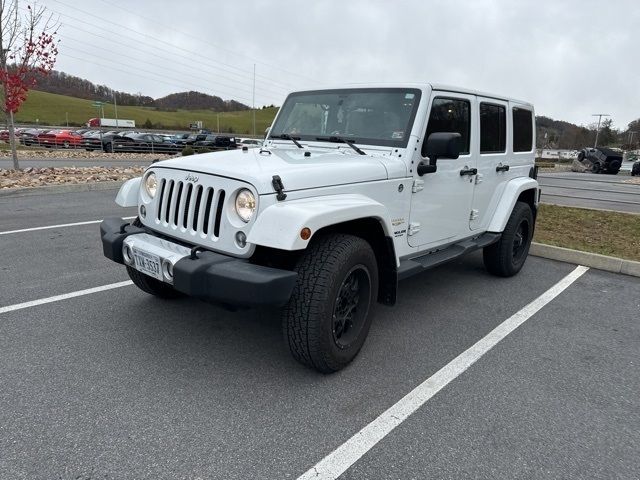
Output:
270,133,303,148
315,136,366,155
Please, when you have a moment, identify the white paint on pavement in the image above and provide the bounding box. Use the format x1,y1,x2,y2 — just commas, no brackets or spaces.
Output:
297,265,590,480
0,281,133,315
0,216,136,235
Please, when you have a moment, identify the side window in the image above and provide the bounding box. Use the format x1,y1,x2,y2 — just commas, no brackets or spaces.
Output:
422,97,470,157
480,103,506,153
513,107,533,152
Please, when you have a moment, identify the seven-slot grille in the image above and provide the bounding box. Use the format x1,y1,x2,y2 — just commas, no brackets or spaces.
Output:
156,178,226,238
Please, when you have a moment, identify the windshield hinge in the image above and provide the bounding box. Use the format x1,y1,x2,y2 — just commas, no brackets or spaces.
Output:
412,179,424,193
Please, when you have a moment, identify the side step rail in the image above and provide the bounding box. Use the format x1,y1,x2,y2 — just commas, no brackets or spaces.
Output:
398,233,500,281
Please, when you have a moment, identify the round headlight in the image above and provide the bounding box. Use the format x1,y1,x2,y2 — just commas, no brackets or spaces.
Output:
144,172,157,198
235,189,256,223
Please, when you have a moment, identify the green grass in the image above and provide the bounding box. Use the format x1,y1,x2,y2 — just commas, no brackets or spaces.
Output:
13,90,278,134
535,204,640,261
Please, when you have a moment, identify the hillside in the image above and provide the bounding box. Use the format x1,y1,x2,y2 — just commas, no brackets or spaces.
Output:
154,91,249,111
32,70,251,111
14,90,278,134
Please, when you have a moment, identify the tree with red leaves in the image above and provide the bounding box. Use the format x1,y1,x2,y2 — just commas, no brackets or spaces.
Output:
1,1,59,170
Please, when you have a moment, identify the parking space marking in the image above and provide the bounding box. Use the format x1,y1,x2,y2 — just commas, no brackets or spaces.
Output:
0,216,136,236
297,265,590,480
0,281,133,315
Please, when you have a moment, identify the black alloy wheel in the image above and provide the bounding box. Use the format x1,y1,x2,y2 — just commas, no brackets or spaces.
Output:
511,219,529,264
332,265,371,350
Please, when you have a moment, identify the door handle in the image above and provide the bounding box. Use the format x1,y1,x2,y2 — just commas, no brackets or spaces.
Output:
496,164,510,172
459,167,478,176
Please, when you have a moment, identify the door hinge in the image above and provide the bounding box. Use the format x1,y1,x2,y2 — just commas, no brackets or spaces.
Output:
475,173,483,185
408,222,421,235
412,179,424,193
470,209,479,221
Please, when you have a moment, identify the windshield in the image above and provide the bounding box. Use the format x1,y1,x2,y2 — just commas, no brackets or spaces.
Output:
269,88,422,148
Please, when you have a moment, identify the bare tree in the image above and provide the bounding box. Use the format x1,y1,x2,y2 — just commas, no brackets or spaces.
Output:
0,0,59,170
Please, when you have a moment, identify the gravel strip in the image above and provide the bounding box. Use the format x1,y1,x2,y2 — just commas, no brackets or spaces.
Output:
0,166,145,189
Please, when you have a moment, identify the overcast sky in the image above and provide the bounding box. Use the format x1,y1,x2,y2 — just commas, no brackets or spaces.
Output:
39,0,639,129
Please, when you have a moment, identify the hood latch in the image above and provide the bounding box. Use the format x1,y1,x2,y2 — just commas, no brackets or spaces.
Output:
272,175,287,201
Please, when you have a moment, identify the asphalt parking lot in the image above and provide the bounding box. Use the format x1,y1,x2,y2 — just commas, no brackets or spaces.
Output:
1,188,639,479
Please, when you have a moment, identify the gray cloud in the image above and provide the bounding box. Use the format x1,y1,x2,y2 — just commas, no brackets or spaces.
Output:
43,0,639,128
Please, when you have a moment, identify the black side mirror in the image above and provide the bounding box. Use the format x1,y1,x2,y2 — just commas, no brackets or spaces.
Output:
417,132,462,176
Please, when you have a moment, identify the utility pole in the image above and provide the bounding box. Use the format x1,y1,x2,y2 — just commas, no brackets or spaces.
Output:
113,91,118,128
252,63,256,136
592,113,610,148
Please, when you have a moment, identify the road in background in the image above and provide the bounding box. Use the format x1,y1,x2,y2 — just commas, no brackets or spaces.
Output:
0,188,638,479
539,171,640,213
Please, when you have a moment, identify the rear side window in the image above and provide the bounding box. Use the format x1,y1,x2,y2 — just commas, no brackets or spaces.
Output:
423,97,471,156
513,107,533,152
480,103,506,153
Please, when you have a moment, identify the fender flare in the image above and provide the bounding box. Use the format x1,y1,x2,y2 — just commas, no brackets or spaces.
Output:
247,194,393,251
115,177,141,207
486,177,539,232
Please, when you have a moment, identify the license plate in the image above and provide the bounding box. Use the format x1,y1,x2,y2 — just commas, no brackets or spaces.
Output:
132,248,163,280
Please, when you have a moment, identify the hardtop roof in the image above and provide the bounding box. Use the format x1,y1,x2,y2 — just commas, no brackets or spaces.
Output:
291,82,534,108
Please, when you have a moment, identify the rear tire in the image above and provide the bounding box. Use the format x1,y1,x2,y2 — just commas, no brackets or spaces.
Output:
606,159,621,175
483,202,533,277
282,234,378,373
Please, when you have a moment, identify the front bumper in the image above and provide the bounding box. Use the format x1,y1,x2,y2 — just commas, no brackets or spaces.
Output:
100,217,297,308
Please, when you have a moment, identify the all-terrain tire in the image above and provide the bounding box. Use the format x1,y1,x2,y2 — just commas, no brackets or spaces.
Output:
606,159,621,175
282,234,378,373
483,201,533,277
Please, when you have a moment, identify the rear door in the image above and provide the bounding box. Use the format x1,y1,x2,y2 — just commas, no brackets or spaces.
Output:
470,98,510,230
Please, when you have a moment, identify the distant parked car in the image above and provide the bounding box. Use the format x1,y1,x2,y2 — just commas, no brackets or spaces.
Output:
170,133,191,144
19,128,44,146
632,161,640,176
36,130,83,148
238,138,263,148
117,133,181,153
174,133,208,146
192,134,237,150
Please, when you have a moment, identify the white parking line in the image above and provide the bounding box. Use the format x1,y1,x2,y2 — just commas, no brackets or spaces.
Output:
297,265,590,480
0,281,133,315
0,216,136,235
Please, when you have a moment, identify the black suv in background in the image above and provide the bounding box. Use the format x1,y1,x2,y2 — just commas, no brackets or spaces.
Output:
577,147,623,174
192,134,237,150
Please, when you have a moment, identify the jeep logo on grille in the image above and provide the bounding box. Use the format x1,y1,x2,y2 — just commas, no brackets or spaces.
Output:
185,174,199,182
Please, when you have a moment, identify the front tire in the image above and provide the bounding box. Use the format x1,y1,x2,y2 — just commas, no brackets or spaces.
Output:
483,201,533,277
282,234,378,373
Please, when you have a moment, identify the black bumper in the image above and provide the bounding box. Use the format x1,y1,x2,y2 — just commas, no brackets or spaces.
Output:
100,217,298,308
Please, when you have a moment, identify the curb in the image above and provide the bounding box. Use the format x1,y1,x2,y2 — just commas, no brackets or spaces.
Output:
530,242,640,278
0,181,124,198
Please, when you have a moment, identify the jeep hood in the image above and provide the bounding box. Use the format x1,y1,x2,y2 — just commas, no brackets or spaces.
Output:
153,147,401,194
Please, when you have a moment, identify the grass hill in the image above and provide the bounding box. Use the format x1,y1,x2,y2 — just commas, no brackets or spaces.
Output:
14,90,278,134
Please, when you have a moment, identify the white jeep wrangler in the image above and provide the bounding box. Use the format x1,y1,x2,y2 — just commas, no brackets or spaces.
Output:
101,84,540,373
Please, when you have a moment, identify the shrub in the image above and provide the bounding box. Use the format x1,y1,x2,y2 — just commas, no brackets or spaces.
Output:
181,146,194,156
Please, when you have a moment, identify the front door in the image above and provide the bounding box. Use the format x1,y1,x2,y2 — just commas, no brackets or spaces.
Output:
408,93,477,248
